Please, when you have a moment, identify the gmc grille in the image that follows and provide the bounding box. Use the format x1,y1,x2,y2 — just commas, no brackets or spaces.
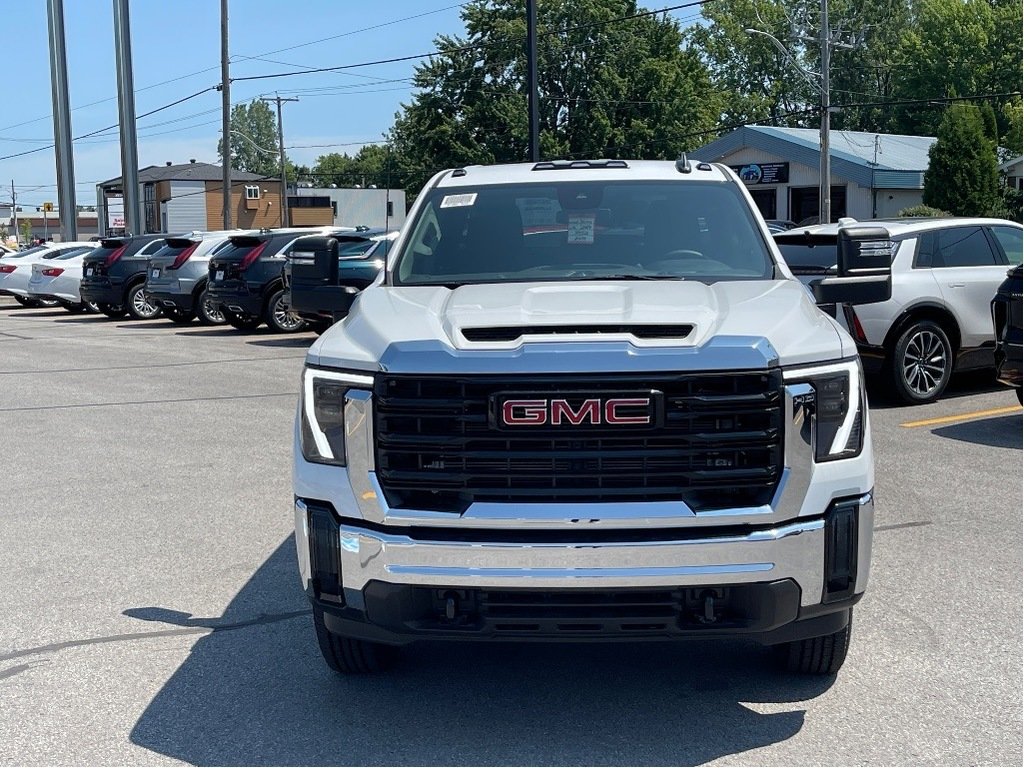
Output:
373,371,784,512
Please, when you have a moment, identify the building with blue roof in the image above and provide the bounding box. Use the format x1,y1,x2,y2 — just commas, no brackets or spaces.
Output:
691,125,936,223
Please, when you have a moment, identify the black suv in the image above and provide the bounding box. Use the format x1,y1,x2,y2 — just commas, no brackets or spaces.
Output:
80,234,173,319
992,264,1023,403
206,229,314,332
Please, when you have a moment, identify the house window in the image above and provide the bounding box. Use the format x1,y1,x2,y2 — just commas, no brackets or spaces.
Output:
245,185,261,200
387,201,394,217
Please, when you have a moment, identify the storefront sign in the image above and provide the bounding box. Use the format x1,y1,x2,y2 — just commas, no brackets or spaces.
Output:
729,162,789,185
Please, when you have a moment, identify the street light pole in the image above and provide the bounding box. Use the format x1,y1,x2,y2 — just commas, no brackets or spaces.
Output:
112,0,141,236
261,95,298,228
46,0,77,241
220,0,232,229
526,0,539,162
818,0,831,224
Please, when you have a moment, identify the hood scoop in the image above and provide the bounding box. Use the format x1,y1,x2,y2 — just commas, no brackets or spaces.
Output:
460,324,694,343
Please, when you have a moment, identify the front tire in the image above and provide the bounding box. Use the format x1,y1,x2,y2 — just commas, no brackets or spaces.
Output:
889,320,953,404
312,606,394,674
222,309,262,331
97,302,126,319
778,611,853,675
164,306,195,325
265,289,306,333
126,283,162,320
13,295,38,308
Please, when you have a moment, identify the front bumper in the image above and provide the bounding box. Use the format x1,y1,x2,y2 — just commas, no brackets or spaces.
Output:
296,493,872,644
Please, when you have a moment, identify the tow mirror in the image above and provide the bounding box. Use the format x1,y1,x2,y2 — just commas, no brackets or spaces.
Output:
290,235,338,286
812,225,893,305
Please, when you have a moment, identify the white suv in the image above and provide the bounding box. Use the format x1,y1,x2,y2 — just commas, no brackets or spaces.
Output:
775,218,1023,403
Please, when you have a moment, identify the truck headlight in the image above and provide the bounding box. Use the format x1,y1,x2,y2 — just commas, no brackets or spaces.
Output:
299,366,374,466
784,359,864,461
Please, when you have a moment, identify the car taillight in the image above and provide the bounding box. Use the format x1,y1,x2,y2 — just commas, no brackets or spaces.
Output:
238,241,268,272
0,265,16,274
41,268,64,277
105,245,128,267
169,242,200,270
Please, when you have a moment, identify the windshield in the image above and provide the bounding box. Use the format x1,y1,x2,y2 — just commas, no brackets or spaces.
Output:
392,181,774,285
774,238,838,273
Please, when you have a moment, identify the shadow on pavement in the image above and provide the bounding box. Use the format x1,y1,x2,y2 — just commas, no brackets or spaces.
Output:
932,414,1023,450
129,539,831,766
867,370,1008,410
247,336,316,348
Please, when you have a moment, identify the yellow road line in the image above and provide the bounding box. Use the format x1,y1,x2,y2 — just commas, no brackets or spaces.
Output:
900,405,1022,428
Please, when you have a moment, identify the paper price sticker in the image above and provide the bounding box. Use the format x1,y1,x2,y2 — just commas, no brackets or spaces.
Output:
567,214,596,245
439,193,478,208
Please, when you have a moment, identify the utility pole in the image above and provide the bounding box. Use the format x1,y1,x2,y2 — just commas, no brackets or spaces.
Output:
818,0,831,225
745,1,862,225
112,0,141,235
10,182,18,246
526,0,539,162
220,0,232,229
261,94,298,228
46,0,77,241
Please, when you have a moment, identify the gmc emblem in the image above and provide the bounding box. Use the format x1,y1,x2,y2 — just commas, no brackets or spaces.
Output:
492,392,663,429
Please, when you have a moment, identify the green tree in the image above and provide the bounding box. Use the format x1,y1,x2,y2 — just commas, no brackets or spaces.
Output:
390,0,723,194
216,99,283,178
922,103,999,216
310,145,397,188
19,219,31,244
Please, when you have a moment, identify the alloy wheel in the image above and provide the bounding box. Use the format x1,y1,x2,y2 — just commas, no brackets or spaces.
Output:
271,295,305,332
901,329,948,397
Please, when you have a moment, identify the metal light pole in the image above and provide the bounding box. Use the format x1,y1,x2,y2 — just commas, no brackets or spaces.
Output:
818,0,831,224
220,0,232,229
113,0,141,235
261,95,298,227
526,0,539,162
46,0,77,241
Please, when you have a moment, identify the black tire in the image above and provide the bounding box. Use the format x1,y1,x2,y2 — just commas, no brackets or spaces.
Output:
264,288,306,333
36,297,60,308
164,306,195,325
58,300,89,314
222,309,262,331
12,295,38,308
97,302,126,319
196,288,225,325
312,606,394,674
125,282,162,320
778,611,853,675
888,319,953,404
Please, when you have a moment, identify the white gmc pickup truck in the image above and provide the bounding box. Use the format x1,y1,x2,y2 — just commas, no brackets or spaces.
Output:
292,157,891,675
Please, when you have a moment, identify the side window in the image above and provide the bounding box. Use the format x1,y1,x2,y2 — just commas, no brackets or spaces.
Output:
245,185,261,200
913,233,933,268
139,240,164,256
933,227,998,268
990,226,1023,265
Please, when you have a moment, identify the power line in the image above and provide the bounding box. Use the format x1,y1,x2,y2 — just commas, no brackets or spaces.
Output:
230,0,717,84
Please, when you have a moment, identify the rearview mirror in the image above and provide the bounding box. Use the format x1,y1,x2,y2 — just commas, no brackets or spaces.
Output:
812,225,893,305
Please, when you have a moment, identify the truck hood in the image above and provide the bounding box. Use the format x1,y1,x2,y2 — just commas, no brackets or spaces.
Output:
309,279,852,371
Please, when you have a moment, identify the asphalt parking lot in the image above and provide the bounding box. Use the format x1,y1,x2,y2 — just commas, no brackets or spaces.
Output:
0,295,1020,766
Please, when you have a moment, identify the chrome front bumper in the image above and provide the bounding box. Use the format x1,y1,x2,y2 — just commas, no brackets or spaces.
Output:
295,494,874,607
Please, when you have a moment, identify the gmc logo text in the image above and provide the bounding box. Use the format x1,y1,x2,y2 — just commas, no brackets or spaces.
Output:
501,397,652,426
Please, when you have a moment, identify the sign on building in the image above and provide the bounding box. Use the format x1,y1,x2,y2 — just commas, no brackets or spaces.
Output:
729,162,790,185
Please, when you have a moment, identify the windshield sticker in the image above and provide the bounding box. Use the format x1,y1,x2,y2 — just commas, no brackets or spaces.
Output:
567,214,596,245
440,193,478,208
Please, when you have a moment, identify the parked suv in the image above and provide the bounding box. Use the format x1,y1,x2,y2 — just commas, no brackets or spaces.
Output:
293,158,890,676
284,228,397,328
992,264,1023,403
207,228,358,332
80,234,174,320
775,218,1023,403
146,230,252,325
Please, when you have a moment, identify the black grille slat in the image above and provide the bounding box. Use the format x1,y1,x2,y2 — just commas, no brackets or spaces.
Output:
374,371,784,511
461,324,694,342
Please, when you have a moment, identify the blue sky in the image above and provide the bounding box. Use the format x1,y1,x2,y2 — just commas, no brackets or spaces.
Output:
0,0,469,209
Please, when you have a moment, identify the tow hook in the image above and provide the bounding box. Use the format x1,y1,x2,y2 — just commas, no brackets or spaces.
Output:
699,590,718,624
443,591,458,620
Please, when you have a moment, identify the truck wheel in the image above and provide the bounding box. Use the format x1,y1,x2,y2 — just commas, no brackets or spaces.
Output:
312,606,393,674
196,289,225,325
126,283,162,320
778,611,852,674
888,320,952,404
164,306,195,324
97,302,126,319
222,309,262,331
265,289,306,333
